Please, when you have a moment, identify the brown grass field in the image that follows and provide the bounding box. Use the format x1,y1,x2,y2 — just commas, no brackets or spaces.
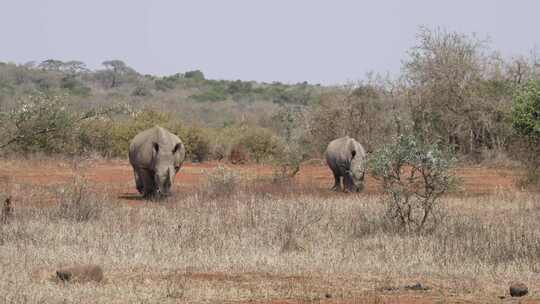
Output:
1,157,539,303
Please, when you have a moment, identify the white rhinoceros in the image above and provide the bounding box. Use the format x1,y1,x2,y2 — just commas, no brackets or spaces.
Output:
128,126,185,198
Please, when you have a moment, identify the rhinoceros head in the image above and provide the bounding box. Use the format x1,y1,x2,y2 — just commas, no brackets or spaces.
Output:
151,142,182,196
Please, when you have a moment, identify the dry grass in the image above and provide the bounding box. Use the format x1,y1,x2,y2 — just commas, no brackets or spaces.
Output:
1,175,540,303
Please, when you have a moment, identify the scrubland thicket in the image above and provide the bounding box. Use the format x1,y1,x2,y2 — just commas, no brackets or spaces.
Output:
0,28,539,178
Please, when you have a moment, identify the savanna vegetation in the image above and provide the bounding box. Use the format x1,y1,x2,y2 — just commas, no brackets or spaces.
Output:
1,27,540,303
1,27,539,181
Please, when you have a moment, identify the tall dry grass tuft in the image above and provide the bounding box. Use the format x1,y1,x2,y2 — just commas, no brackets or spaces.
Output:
53,176,102,222
201,165,241,199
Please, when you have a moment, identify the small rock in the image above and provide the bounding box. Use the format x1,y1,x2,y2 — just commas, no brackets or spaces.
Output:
405,282,430,291
56,264,103,283
510,282,528,297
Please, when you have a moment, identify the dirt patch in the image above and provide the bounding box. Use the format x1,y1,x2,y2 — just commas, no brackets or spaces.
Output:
0,159,522,206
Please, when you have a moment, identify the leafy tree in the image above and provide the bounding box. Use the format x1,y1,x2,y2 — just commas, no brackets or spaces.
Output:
39,59,64,71
184,70,205,81
100,60,137,88
63,61,89,74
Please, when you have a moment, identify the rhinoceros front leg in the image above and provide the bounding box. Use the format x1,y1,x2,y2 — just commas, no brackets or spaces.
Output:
331,172,341,191
343,174,354,193
137,168,156,198
133,168,144,195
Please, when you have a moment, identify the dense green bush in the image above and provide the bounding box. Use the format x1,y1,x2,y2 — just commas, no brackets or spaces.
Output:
107,109,171,157
184,70,205,81
513,80,540,140
0,94,124,155
60,75,91,96
1,94,85,154
511,80,540,186
190,86,227,102
173,125,211,162
236,127,283,163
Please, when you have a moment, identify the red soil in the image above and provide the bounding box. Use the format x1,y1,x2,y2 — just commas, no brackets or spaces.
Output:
0,159,521,204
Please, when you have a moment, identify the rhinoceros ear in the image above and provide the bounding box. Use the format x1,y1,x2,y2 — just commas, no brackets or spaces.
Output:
172,143,182,154
153,142,159,153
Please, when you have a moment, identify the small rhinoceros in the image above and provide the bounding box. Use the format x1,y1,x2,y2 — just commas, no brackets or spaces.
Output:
128,126,186,198
325,136,367,192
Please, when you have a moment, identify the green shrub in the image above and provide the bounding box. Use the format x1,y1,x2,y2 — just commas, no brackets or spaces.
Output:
108,109,171,157
511,80,540,187
173,125,211,162
227,80,253,95
1,94,81,154
370,135,457,233
60,75,91,96
237,127,283,163
512,80,540,140
155,78,176,91
190,85,227,102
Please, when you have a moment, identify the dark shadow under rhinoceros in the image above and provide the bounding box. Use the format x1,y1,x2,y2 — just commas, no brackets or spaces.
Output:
128,126,186,199
325,136,367,192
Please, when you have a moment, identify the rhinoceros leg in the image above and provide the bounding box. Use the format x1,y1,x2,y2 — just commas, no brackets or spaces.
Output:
133,168,144,195
343,174,353,193
331,172,341,191
138,169,156,198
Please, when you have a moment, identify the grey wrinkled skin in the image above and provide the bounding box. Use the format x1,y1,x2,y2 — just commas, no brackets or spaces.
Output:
128,126,186,198
325,136,367,192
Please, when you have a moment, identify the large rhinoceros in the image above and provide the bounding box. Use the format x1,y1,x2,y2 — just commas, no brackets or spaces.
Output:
128,126,186,198
325,136,367,192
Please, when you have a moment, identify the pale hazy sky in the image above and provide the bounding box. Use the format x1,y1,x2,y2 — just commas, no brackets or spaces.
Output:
1,0,539,84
